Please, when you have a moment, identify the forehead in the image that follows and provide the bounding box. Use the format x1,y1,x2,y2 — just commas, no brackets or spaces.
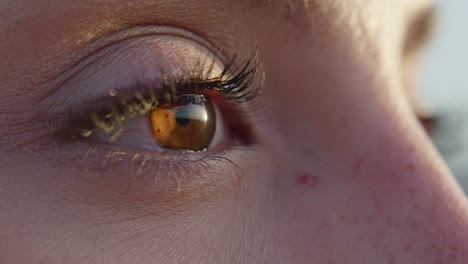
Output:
0,0,420,50
0,0,429,21
0,0,432,73
0,0,434,113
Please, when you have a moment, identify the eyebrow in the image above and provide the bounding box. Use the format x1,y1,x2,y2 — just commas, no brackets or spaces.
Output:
405,5,438,52
247,0,307,9
244,0,316,19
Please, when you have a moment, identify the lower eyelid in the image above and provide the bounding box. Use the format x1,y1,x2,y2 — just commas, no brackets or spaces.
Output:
50,139,252,218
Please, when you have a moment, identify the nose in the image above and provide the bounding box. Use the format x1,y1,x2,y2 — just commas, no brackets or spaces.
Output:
342,97,468,262
262,48,468,263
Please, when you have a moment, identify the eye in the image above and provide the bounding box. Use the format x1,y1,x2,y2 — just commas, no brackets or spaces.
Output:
33,31,263,214
87,92,228,153
77,50,260,155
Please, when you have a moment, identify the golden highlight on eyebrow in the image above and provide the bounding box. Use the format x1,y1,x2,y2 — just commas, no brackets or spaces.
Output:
405,5,438,52
244,0,317,18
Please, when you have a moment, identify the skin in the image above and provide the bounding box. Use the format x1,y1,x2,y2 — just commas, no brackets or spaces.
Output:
1,0,467,263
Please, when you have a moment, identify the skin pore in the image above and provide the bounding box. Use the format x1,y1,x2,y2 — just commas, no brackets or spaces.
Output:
1,0,468,263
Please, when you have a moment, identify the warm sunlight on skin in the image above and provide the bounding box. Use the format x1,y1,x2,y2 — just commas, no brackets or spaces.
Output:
1,0,468,263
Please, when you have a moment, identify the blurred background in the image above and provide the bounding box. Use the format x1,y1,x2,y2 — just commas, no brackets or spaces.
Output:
422,0,468,192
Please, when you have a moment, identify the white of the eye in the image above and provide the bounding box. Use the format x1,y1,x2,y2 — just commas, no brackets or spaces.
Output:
91,114,166,152
208,102,227,150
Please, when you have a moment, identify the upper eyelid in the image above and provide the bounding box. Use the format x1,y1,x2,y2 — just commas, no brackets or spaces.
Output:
73,51,263,138
39,26,228,100
38,30,230,120
33,27,263,146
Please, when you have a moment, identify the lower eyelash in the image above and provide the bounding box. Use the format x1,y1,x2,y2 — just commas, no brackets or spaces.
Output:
30,134,255,215
71,140,251,192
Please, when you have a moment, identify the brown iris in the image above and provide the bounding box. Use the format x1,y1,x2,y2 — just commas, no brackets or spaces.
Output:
150,94,215,151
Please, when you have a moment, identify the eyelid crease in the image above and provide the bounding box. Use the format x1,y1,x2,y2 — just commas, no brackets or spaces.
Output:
36,25,229,103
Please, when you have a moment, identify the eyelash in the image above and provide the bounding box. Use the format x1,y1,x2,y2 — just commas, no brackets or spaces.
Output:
71,50,263,147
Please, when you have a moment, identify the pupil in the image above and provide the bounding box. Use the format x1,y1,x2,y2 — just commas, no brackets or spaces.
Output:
175,108,191,126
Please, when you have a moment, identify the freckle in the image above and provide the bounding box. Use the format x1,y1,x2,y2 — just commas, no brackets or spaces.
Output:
297,173,320,189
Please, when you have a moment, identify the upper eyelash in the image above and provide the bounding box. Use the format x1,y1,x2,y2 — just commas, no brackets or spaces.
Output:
75,50,263,140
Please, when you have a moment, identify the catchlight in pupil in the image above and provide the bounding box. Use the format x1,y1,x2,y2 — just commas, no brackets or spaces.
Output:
150,94,215,151
175,108,192,126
